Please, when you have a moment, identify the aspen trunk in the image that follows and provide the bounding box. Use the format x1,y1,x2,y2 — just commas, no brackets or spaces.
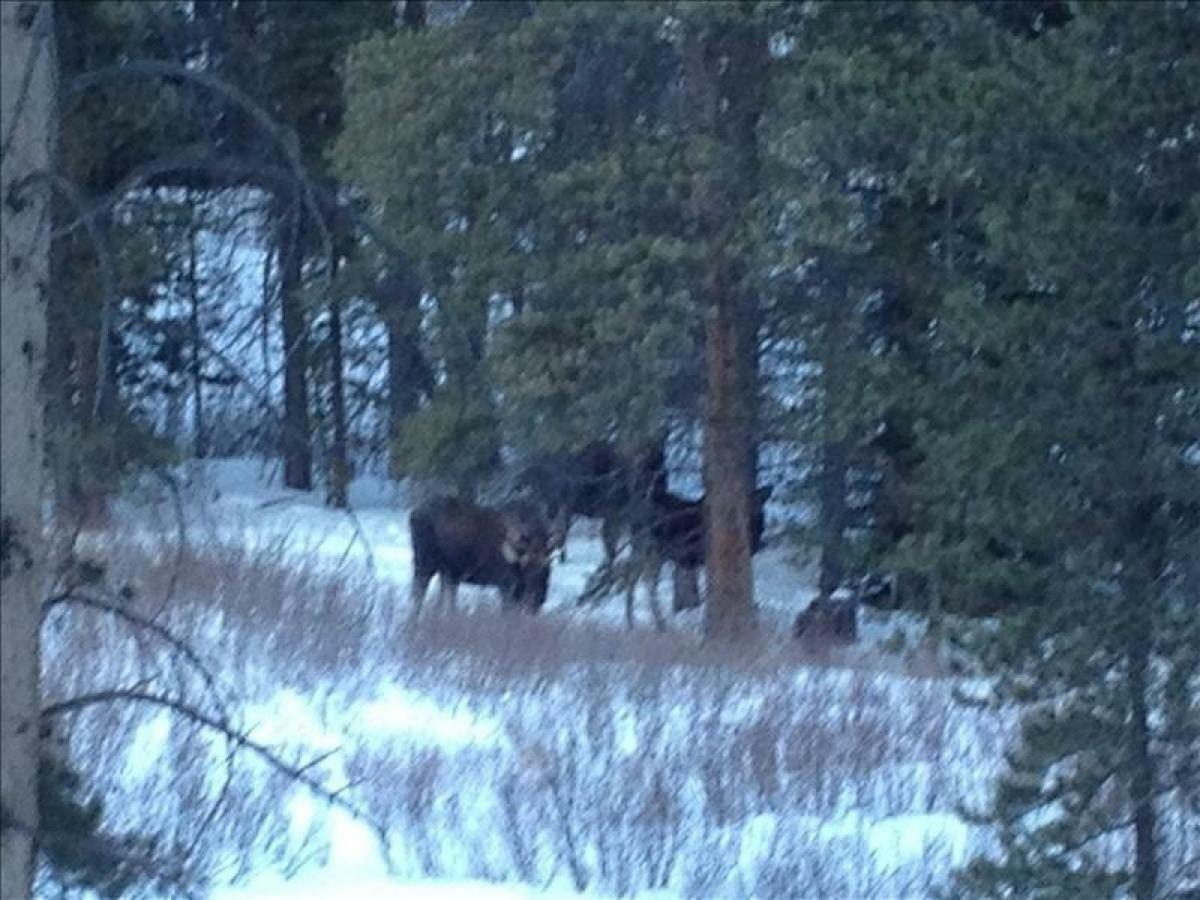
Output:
1,3,55,896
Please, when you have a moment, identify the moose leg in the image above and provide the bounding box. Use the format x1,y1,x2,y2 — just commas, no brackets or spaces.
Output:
646,560,666,632
439,577,459,610
410,572,433,620
624,558,638,631
602,515,622,561
672,564,702,612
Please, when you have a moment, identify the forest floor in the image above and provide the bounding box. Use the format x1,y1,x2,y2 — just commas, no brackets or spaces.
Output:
41,458,1009,899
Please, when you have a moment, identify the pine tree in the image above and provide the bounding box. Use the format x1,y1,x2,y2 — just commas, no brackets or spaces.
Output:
770,2,1199,894
194,0,396,493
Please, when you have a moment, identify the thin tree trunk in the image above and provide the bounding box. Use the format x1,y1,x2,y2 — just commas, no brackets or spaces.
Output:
277,202,312,490
1128,628,1158,900
1,4,55,895
383,280,427,481
327,294,350,508
188,194,207,458
1123,492,1165,900
817,439,849,602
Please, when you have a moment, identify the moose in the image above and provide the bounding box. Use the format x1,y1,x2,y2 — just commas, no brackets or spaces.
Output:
636,484,774,617
515,438,668,562
409,496,556,617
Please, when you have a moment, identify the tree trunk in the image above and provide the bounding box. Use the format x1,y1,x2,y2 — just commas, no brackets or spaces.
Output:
1,4,55,896
45,223,78,518
188,197,207,458
702,299,756,639
377,3,433,481
1121,489,1166,900
1127,622,1158,900
682,9,767,640
817,439,849,602
382,275,428,481
326,295,350,509
276,202,313,490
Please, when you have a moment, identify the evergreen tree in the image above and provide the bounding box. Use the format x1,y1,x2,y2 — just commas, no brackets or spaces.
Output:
771,2,1198,893
194,0,396,493
336,2,775,628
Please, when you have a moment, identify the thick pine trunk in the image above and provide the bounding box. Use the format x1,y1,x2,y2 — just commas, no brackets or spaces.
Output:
1,4,55,896
683,9,767,640
703,299,756,639
277,204,313,490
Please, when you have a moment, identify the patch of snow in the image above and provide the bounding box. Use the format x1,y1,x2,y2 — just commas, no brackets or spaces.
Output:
355,685,507,749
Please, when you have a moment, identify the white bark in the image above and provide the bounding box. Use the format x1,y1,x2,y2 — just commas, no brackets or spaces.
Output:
1,3,55,897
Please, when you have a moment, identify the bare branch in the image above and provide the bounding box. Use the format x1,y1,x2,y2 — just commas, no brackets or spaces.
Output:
65,59,333,283
0,0,54,160
41,689,396,875
148,467,190,620
42,592,231,722
334,506,377,575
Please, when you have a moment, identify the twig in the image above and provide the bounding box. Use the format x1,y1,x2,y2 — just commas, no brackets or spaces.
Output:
40,688,395,874
148,467,190,621
42,592,232,722
0,1,54,160
334,506,377,576
66,61,333,282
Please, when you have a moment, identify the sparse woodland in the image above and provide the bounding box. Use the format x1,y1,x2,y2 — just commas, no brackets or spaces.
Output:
1,1,1197,898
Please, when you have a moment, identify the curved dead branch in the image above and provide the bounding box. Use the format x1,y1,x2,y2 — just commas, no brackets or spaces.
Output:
65,59,333,277
41,688,397,876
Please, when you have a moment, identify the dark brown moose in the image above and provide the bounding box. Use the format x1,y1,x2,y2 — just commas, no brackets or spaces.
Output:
409,496,554,617
643,484,774,612
516,439,668,561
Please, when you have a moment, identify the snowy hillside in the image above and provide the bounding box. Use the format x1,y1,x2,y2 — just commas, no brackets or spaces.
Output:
40,458,1011,899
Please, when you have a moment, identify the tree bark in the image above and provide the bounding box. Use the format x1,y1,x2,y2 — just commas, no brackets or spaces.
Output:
326,295,350,508
682,8,767,640
1127,629,1158,900
817,439,849,602
45,219,78,517
276,201,313,490
383,0,433,481
1,3,55,896
703,299,756,639
188,194,207,458
381,273,429,480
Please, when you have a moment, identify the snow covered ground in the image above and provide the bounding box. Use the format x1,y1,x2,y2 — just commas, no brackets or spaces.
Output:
40,458,1008,899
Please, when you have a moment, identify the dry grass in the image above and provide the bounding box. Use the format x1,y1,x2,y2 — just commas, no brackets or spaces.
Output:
41,525,1000,898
